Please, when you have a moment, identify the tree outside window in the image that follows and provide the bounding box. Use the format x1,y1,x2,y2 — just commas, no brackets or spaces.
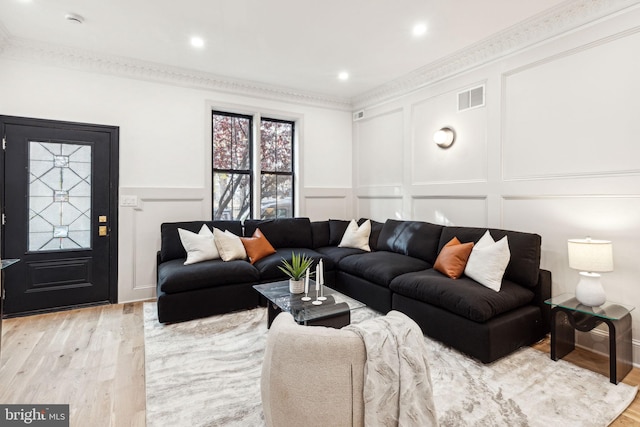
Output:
260,118,294,219
212,112,294,220
212,112,252,220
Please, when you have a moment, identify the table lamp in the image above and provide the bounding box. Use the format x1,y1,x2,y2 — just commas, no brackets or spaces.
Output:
567,238,613,306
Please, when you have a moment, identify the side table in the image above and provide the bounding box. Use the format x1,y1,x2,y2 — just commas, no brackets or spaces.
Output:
545,293,634,384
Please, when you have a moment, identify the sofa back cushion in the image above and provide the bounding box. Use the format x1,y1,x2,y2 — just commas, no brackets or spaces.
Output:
311,221,330,248
244,217,313,249
160,220,242,263
328,219,350,246
377,220,443,264
361,218,384,252
438,227,541,288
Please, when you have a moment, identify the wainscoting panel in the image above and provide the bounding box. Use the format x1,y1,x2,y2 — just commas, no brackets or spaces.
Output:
118,187,207,303
412,196,488,227
356,197,403,222
502,195,640,296
302,189,351,220
355,109,404,188
410,87,488,185
501,195,640,363
503,30,640,181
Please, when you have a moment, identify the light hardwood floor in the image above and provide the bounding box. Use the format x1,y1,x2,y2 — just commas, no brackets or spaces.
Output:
1,302,639,426
0,303,145,427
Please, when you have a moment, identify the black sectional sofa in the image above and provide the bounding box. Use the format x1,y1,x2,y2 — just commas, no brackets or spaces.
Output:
156,217,551,363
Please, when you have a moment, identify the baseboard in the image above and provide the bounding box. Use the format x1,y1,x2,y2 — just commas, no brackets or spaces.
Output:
575,328,640,368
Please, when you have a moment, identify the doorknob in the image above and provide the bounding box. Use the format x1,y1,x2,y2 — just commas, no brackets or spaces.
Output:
99,226,108,236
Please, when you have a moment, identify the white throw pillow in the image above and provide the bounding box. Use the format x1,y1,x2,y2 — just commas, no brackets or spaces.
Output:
178,224,219,265
213,228,247,261
338,219,371,252
464,230,511,292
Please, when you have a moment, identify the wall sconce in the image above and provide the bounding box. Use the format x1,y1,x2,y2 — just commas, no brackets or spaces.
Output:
433,127,455,148
567,237,613,306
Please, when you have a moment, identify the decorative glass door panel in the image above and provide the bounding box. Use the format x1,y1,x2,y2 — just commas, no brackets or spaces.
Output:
28,141,92,251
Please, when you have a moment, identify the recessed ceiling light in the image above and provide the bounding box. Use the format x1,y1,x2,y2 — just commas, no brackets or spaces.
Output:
338,71,349,81
65,13,85,24
412,23,427,37
190,36,205,48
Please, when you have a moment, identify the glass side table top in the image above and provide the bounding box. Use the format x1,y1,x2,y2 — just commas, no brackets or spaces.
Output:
254,280,366,324
545,293,634,320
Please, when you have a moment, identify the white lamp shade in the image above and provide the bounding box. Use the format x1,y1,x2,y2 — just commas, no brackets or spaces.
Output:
567,238,613,272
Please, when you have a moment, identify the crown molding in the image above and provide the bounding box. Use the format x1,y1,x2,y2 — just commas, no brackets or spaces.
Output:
0,36,353,111
0,0,637,112
351,0,640,109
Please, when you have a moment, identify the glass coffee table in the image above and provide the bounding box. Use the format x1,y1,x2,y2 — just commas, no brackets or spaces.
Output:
253,280,366,329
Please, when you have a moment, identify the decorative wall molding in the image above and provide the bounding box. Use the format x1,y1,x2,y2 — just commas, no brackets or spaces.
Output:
0,22,9,55
352,0,640,109
0,36,352,111
118,187,207,302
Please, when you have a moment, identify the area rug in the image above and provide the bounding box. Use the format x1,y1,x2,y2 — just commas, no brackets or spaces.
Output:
144,304,637,426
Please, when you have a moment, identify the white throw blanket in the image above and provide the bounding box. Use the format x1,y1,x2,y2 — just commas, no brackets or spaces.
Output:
346,310,438,427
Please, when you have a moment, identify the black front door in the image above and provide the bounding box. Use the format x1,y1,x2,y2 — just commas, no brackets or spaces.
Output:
1,116,118,316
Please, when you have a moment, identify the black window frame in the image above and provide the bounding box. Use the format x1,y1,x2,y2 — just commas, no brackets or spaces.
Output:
211,111,297,221
259,117,295,219
211,110,254,221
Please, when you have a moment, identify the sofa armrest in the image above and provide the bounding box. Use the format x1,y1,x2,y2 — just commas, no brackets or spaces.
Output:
156,251,162,286
532,269,552,334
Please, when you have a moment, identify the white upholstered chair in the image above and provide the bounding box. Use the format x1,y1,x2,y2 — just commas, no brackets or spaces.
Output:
260,312,366,427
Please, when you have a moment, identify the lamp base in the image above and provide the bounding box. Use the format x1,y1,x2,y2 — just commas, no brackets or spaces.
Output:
575,272,606,306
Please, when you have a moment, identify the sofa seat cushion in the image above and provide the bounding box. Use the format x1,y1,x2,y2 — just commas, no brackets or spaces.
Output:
338,251,430,288
253,248,335,281
389,269,535,323
158,258,259,294
315,246,366,264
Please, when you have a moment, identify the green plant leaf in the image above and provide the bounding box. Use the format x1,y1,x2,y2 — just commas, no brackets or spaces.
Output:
278,252,314,280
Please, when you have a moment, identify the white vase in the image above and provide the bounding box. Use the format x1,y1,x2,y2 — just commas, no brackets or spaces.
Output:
289,279,304,294
575,272,606,306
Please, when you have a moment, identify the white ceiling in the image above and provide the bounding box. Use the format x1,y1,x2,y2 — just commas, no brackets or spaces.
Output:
0,0,572,100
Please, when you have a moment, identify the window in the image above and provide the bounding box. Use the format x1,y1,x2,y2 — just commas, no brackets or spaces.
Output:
260,118,294,219
212,112,252,220
212,111,295,220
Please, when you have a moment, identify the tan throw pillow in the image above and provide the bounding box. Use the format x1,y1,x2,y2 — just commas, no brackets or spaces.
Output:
433,237,474,279
213,228,247,261
240,228,277,264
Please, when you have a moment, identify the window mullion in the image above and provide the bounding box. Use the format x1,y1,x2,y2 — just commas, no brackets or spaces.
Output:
252,113,262,220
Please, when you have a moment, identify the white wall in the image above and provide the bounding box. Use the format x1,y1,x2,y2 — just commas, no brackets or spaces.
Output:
0,59,353,302
353,8,640,361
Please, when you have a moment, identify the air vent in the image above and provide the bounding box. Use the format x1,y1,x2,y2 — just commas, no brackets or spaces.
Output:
353,110,365,121
457,85,485,112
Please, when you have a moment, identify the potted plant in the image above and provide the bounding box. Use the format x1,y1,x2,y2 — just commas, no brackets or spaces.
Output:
279,252,314,294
